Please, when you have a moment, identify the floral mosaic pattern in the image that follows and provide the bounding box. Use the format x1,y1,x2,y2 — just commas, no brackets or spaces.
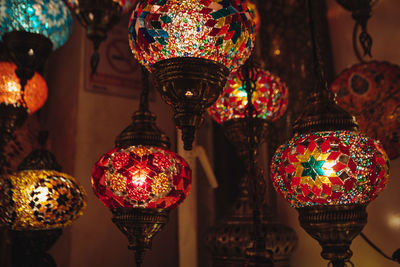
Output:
0,0,73,49
208,68,288,124
0,170,86,230
91,145,192,209
129,0,256,72
271,131,390,208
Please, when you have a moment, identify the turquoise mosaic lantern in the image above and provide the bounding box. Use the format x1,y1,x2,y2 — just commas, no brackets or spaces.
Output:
0,0,73,50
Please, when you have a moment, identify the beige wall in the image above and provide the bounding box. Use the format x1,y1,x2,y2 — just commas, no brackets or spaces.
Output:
45,18,178,267
276,1,400,266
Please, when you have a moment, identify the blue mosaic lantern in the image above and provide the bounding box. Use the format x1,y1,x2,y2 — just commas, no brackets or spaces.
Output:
0,0,73,50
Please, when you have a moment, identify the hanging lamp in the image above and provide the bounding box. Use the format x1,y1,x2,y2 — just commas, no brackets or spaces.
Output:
65,0,136,73
0,131,86,267
270,1,390,266
330,61,400,160
0,0,72,88
91,67,191,267
0,61,48,172
206,58,296,266
128,0,256,150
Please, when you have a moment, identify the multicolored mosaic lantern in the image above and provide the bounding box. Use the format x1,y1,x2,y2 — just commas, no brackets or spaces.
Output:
128,0,256,150
0,61,47,114
271,131,389,208
330,61,400,159
129,0,255,72
0,0,73,50
91,145,191,209
0,170,86,230
66,0,136,73
208,68,288,124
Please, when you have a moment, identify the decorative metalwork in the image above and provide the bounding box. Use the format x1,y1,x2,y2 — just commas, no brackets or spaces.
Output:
206,176,297,267
335,0,378,61
152,57,229,150
66,0,136,73
111,208,169,267
298,204,367,267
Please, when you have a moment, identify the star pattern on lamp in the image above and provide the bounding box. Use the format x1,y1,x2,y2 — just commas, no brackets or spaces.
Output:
301,155,325,181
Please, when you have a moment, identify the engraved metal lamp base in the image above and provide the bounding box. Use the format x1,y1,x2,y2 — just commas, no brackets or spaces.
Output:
111,208,170,267
298,204,368,267
152,57,229,150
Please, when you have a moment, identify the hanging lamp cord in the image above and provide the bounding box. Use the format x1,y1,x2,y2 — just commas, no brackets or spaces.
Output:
360,232,400,263
139,66,150,112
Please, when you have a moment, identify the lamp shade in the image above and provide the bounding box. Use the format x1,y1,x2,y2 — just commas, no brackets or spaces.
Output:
91,145,191,209
0,0,73,50
270,130,389,208
128,0,256,72
330,61,400,159
208,68,288,124
0,170,86,230
0,61,47,114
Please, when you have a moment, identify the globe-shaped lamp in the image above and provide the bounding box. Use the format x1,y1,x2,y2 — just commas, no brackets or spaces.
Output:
128,0,256,150
0,0,73,50
91,145,191,209
330,61,400,160
271,131,389,208
208,66,288,158
0,61,48,114
270,84,390,266
208,68,288,124
0,170,86,230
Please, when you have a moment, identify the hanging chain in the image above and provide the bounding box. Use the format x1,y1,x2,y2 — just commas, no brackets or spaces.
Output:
139,66,150,112
352,21,373,63
239,57,268,262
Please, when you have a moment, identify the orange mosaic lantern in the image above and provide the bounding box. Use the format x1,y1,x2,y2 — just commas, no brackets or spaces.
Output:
0,61,47,114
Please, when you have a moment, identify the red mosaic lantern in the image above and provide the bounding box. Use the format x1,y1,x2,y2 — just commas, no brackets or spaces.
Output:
330,61,400,159
91,145,191,209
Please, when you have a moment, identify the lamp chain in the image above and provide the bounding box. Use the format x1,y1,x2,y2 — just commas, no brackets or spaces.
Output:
139,66,150,112
241,58,268,262
352,22,373,63
306,0,328,95
360,232,400,264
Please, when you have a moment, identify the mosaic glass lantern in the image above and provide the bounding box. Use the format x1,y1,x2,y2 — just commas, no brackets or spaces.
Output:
0,0,73,50
66,0,136,73
271,131,389,208
91,67,192,267
0,170,86,230
208,68,288,124
330,61,400,159
92,146,191,209
129,0,256,150
0,61,47,114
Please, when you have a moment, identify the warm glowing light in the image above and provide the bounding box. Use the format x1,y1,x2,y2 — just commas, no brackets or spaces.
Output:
0,170,86,230
271,131,390,208
208,67,288,124
0,62,48,113
128,0,256,72
91,145,192,209
0,0,72,49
